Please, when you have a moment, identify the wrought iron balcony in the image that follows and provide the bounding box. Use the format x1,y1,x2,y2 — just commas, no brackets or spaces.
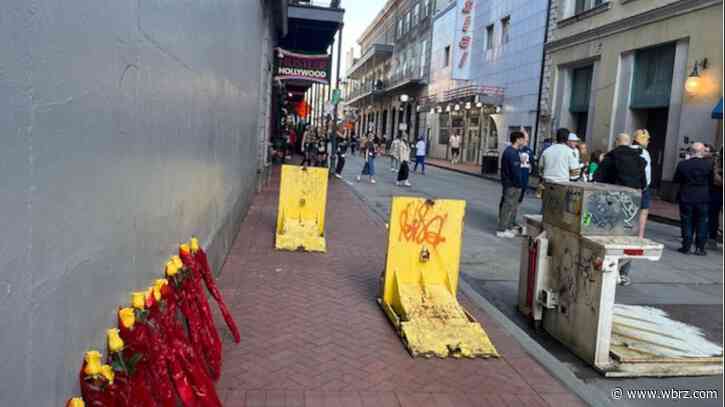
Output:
290,0,342,9
345,80,387,104
386,64,426,91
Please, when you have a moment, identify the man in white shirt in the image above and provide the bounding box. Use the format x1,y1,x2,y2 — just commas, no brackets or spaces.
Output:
414,137,427,175
449,132,462,164
539,128,581,184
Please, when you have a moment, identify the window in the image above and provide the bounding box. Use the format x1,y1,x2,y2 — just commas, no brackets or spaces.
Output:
397,19,402,38
444,45,451,67
501,16,510,45
574,0,606,15
404,12,410,33
486,25,494,50
423,0,430,17
631,43,676,109
413,4,420,25
569,65,593,140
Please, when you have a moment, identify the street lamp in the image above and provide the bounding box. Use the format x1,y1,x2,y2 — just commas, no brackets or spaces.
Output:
465,102,472,110
685,58,708,95
454,104,461,111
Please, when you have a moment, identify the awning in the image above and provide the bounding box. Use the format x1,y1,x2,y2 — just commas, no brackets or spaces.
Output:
712,98,723,120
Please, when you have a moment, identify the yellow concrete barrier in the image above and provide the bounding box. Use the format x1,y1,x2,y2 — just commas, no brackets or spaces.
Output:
379,197,498,358
275,165,328,252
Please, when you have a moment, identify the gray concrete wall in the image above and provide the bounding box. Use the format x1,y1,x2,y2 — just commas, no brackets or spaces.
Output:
0,0,275,405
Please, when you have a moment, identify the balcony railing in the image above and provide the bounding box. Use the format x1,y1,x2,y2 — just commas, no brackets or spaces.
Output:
346,80,387,103
290,0,342,9
387,64,426,89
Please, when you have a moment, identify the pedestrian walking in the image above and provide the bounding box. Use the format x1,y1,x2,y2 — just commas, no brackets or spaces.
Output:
396,139,412,187
287,127,297,159
674,143,713,256
518,128,533,203
631,129,653,239
707,146,723,249
413,136,426,175
390,134,403,172
350,133,358,155
497,131,527,238
449,131,462,165
334,132,347,178
356,137,377,184
300,126,314,167
594,133,647,286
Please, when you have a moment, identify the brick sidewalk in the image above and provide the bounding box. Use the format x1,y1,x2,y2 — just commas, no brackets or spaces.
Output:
213,165,584,406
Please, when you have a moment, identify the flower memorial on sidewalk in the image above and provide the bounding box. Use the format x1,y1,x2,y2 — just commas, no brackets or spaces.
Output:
68,237,238,406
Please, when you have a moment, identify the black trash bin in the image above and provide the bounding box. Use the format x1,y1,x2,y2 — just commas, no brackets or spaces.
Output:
481,155,498,175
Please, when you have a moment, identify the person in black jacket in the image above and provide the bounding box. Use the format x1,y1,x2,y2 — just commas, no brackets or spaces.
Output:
674,143,714,256
497,131,527,238
593,133,646,286
594,133,647,190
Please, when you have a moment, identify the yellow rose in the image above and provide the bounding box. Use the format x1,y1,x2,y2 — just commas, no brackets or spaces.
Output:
118,307,135,329
171,255,183,269
131,292,146,309
100,364,114,384
83,351,103,376
190,237,200,252
179,243,191,255
165,261,178,277
68,397,85,407
153,279,168,300
107,328,124,353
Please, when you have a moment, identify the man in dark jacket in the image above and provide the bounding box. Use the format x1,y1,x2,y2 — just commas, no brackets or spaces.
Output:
594,133,647,190
674,143,713,256
593,133,646,286
497,131,527,238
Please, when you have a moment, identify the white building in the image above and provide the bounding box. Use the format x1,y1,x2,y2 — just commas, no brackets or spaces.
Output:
427,0,548,171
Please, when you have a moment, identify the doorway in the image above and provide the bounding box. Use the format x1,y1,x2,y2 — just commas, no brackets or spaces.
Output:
631,107,668,190
644,108,668,190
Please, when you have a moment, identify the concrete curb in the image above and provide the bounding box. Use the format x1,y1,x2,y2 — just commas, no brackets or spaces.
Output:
459,279,618,407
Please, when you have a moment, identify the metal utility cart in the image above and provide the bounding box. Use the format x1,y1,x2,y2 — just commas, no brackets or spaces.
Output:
518,182,723,377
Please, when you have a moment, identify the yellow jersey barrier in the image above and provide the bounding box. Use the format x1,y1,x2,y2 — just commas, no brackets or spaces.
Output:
275,165,328,252
379,197,499,358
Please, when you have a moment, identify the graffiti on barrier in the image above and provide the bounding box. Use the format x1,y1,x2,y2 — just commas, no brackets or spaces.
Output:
397,200,448,248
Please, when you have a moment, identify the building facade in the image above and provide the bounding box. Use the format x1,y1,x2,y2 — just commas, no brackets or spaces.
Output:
538,0,723,200
426,0,548,170
344,0,435,144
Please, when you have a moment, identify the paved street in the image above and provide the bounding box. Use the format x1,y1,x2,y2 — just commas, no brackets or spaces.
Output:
339,154,724,407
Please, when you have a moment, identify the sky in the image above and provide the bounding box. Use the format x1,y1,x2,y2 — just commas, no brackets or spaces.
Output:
338,0,388,76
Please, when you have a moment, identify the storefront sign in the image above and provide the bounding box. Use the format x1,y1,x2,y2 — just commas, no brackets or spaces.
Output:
452,0,475,80
274,48,331,84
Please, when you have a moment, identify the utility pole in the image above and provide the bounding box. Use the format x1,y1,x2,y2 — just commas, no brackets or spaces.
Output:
330,23,344,175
